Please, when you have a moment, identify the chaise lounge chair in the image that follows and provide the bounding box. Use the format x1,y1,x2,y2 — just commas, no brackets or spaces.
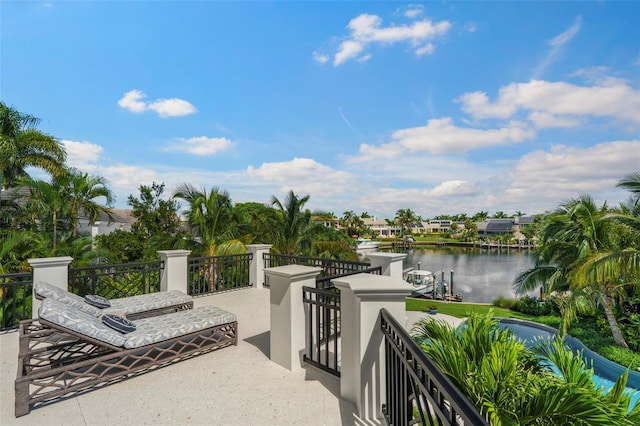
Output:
34,281,194,320
15,298,237,417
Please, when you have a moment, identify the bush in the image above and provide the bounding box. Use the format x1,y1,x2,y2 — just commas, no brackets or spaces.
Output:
568,314,640,370
492,296,516,309
512,296,557,316
598,345,640,371
618,313,640,352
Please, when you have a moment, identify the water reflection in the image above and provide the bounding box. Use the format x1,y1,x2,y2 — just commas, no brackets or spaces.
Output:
377,247,536,303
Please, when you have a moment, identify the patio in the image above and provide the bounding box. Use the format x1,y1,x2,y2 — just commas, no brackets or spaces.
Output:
1,287,355,425
1,285,458,426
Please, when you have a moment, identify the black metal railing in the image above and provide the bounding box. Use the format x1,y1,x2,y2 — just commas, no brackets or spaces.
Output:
380,308,488,426
315,265,382,289
69,260,164,298
188,253,252,296
302,285,341,377
0,272,33,331
263,253,375,288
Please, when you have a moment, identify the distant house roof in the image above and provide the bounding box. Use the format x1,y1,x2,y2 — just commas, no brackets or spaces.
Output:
516,216,535,225
0,187,31,206
478,218,515,234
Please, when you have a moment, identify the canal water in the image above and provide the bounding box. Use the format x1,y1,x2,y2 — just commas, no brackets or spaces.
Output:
378,246,536,304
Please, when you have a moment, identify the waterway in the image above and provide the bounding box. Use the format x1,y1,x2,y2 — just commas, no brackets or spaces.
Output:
378,246,536,304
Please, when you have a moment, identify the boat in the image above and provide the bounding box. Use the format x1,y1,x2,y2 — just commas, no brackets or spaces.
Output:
404,269,463,301
355,238,380,252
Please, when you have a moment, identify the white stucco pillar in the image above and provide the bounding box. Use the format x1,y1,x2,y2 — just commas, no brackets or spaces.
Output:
266,265,322,371
332,273,414,421
366,252,407,279
28,256,73,319
247,244,272,289
158,250,191,294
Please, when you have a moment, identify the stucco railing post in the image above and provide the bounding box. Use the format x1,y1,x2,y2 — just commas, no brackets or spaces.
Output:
247,244,272,289
28,256,73,319
366,252,407,279
265,265,322,371
158,250,191,294
332,273,414,421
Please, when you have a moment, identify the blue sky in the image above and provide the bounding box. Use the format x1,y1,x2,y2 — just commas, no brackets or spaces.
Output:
2,1,639,219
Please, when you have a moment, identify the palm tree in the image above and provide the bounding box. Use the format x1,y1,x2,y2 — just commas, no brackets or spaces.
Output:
514,194,630,347
173,184,249,291
56,169,115,236
0,102,66,190
270,190,313,255
394,208,419,237
472,211,489,222
173,184,248,257
617,172,640,200
18,177,67,253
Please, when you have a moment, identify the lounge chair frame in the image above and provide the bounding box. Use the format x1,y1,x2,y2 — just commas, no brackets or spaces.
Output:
15,316,237,417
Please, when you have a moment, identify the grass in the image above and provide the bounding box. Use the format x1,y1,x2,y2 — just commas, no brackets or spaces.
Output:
406,297,640,370
406,298,536,320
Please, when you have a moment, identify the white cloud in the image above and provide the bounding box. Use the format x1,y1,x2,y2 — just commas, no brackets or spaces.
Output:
415,43,434,56
457,79,640,124
164,136,233,156
358,117,535,160
60,140,103,172
351,141,640,217
326,12,451,66
549,15,582,47
117,89,197,117
463,23,477,33
118,90,147,113
404,6,423,19
534,15,582,78
147,98,198,117
334,40,364,66
504,140,640,206
527,111,582,129
247,157,359,196
431,180,479,196
312,51,329,64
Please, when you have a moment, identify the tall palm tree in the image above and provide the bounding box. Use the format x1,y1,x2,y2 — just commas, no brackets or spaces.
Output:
270,190,313,255
514,195,630,347
0,102,66,190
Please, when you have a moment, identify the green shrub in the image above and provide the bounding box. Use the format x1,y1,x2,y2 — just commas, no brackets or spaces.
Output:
618,313,640,352
492,296,516,309
513,296,557,316
598,346,640,371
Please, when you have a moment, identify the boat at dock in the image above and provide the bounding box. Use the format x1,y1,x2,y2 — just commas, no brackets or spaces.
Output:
356,238,380,252
404,269,463,302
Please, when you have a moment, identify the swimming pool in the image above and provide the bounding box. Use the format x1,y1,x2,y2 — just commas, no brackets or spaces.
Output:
498,318,640,406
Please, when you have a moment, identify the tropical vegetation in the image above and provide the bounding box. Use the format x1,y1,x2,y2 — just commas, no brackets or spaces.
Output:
412,311,639,425
0,102,66,191
514,173,640,349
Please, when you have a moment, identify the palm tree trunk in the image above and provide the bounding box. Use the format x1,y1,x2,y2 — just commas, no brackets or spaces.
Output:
52,210,57,254
601,294,629,348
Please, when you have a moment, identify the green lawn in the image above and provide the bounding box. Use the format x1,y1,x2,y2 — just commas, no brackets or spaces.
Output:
406,298,536,320
406,297,640,370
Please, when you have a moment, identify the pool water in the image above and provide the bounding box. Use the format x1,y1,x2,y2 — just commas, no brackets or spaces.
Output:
498,319,640,407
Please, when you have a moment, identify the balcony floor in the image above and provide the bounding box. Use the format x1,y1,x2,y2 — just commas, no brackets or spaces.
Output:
0,287,461,425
